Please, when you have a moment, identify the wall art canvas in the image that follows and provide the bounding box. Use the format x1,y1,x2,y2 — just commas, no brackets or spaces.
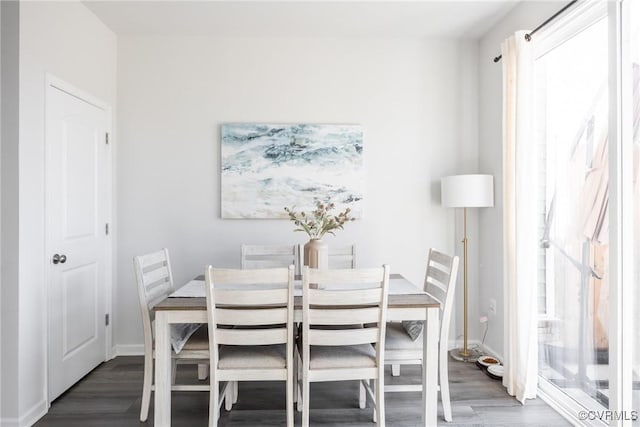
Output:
221,123,364,219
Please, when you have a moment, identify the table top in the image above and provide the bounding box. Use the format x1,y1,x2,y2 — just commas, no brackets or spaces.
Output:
155,273,440,311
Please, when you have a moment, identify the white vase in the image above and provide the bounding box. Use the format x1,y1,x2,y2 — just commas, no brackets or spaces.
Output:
303,238,328,270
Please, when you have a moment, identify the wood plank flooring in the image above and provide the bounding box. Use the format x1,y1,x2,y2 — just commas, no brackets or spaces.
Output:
34,356,571,426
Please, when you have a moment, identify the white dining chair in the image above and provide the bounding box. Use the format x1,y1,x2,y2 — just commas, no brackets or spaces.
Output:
383,248,459,422
241,244,301,275
205,265,295,427
328,244,357,269
133,248,210,422
298,265,390,427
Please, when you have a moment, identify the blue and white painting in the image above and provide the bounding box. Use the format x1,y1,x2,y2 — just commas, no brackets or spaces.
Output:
221,123,364,219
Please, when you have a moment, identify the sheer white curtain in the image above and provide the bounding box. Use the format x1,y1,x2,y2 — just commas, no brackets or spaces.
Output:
501,31,539,403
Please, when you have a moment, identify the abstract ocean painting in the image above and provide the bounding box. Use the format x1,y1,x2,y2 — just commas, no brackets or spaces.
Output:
221,123,364,219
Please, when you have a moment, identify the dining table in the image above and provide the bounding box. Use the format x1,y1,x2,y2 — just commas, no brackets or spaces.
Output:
153,273,441,427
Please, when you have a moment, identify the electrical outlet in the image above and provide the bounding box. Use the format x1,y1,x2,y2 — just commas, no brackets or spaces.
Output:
488,298,497,316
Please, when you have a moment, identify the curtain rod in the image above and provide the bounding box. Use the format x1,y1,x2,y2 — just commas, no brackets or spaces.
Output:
493,0,578,63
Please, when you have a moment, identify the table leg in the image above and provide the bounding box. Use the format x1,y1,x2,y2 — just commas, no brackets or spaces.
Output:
423,306,439,427
155,311,172,426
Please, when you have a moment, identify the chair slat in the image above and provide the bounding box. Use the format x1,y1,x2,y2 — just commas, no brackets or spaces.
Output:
214,288,288,306
243,259,295,269
241,245,299,274
215,307,288,325
216,327,287,345
426,266,450,289
143,266,170,289
138,250,167,268
328,245,356,269
146,283,172,308
428,249,451,267
308,288,382,306
213,267,291,285
309,307,380,325
242,245,296,256
308,327,379,346
307,267,384,285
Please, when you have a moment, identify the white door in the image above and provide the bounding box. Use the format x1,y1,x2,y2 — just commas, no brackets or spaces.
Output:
46,82,110,401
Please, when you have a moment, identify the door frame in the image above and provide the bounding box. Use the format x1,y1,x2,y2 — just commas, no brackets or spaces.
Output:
43,74,113,405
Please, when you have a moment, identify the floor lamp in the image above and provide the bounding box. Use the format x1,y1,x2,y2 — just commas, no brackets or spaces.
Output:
441,174,494,362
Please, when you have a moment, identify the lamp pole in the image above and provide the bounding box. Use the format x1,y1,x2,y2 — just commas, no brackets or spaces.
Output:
461,207,469,358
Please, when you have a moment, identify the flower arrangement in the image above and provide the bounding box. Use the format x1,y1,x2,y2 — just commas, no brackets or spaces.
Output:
284,202,355,239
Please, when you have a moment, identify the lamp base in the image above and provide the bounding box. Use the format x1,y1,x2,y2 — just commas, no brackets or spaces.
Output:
449,347,483,363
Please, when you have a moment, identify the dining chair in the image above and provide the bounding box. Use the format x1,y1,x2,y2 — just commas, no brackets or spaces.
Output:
328,244,357,269
241,244,301,275
383,248,459,422
133,248,210,422
205,265,295,427
298,265,391,427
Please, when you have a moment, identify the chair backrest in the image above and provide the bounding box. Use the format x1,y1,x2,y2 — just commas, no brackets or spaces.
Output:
205,266,295,368
301,265,390,365
241,244,301,275
423,249,459,345
327,244,357,269
133,248,174,351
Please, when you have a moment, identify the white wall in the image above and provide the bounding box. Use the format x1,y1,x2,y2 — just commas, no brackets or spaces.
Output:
477,1,569,357
115,35,477,350
11,2,117,425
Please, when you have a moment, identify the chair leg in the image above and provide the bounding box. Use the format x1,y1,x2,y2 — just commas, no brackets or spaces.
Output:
372,380,377,423
198,363,209,380
140,353,153,422
171,359,177,384
375,377,385,427
391,364,400,376
359,380,366,409
440,358,452,422
293,358,298,405
225,381,233,411
287,365,294,427
233,381,238,404
209,379,219,427
302,370,310,427
296,350,303,412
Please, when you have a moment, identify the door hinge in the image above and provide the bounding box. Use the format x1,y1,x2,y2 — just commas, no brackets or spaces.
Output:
105,132,109,145
105,223,109,235
105,313,110,326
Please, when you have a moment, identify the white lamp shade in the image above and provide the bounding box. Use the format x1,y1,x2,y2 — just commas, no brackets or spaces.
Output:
441,174,494,208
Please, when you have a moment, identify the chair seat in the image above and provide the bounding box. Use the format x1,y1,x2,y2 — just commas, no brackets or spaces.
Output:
385,322,423,351
218,344,287,369
182,325,209,351
308,344,376,369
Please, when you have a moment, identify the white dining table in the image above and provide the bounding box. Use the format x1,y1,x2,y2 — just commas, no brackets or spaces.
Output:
153,273,440,426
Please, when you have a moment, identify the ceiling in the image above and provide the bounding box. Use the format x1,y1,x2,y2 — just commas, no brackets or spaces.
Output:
83,1,519,39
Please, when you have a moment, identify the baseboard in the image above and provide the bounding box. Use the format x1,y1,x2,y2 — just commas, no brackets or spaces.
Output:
20,398,48,427
113,344,144,357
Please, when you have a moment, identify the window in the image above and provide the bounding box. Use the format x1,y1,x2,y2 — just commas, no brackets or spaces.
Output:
535,14,610,411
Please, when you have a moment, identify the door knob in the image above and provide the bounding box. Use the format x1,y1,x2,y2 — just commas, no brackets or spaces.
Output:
52,254,67,264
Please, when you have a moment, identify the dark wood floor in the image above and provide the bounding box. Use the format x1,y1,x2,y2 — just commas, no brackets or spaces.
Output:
34,356,571,426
